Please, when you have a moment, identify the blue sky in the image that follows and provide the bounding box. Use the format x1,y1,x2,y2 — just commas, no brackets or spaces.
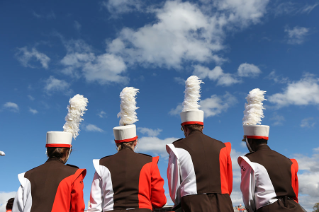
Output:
1,0,319,211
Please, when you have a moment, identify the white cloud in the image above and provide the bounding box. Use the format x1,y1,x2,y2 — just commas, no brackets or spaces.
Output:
16,47,50,69
107,0,269,69
74,21,81,31
44,76,71,94
273,2,296,16
82,54,128,84
85,124,104,132
200,92,237,117
102,0,142,14
3,102,19,112
285,26,309,45
60,39,128,84
137,136,178,156
237,63,261,77
300,117,315,128
266,71,289,84
268,74,319,107
294,150,319,210
174,77,185,85
299,3,318,14
138,127,163,137
0,192,16,212
29,108,38,114
194,65,239,86
98,111,107,118
169,104,183,116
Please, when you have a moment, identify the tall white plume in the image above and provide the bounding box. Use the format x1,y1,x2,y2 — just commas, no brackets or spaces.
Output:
63,94,88,139
0,151,5,156
117,87,139,126
243,88,266,125
182,75,203,112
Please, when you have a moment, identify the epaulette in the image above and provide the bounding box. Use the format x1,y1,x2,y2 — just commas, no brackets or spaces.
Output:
66,164,79,169
172,138,183,144
138,153,152,158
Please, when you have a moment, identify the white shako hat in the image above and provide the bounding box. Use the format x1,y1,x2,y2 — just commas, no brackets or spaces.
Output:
113,87,139,143
180,76,204,126
242,88,269,140
46,94,88,148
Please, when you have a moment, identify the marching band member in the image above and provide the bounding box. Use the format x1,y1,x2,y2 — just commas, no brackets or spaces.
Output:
12,94,88,212
238,88,304,212
88,87,166,212
166,76,233,212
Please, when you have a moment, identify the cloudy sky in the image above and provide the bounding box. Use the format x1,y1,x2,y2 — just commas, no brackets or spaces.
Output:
1,0,319,211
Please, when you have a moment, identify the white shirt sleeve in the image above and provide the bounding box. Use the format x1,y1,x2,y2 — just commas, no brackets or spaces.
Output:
166,144,181,207
238,156,256,212
12,173,32,212
88,171,103,212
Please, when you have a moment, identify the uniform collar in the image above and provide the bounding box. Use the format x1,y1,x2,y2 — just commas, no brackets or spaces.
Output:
46,157,64,164
188,129,203,136
255,144,270,152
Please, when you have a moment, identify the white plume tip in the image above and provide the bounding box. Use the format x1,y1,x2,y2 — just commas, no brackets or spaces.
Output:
63,94,88,139
243,88,266,125
117,87,139,126
182,75,203,112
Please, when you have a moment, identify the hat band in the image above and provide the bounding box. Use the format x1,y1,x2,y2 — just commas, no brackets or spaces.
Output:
246,136,269,140
182,121,204,126
46,144,71,148
115,136,138,144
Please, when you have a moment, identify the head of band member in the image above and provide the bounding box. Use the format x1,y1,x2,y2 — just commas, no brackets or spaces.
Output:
46,94,88,163
6,198,14,211
243,125,269,152
180,110,204,137
113,125,138,151
242,88,268,153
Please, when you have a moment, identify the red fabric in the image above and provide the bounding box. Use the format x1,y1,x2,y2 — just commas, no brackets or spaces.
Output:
45,144,71,148
182,121,204,126
219,142,233,194
290,159,299,203
51,169,86,212
115,136,138,143
138,156,166,210
246,136,268,140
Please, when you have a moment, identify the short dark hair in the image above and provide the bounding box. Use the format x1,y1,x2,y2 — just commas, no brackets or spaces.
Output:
6,198,14,210
116,140,136,151
248,138,268,145
47,147,70,162
184,124,203,132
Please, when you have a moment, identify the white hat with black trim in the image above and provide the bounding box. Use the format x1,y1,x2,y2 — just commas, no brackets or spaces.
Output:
46,94,88,148
113,87,139,143
242,88,269,141
180,76,204,126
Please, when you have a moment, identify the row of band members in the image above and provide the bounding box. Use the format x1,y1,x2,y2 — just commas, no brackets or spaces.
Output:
11,123,305,212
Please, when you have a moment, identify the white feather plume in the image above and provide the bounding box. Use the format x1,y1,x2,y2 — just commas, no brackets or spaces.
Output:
243,88,266,125
182,75,203,112
63,94,88,139
0,151,5,156
117,87,139,126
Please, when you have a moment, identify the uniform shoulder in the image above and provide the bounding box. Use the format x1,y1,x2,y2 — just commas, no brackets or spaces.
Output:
271,149,291,161
172,138,183,144
137,152,152,158
66,164,79,169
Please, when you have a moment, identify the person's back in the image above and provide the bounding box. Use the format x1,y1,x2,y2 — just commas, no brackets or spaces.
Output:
238,145,301,212
90,147,166,211
17,158,85,212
